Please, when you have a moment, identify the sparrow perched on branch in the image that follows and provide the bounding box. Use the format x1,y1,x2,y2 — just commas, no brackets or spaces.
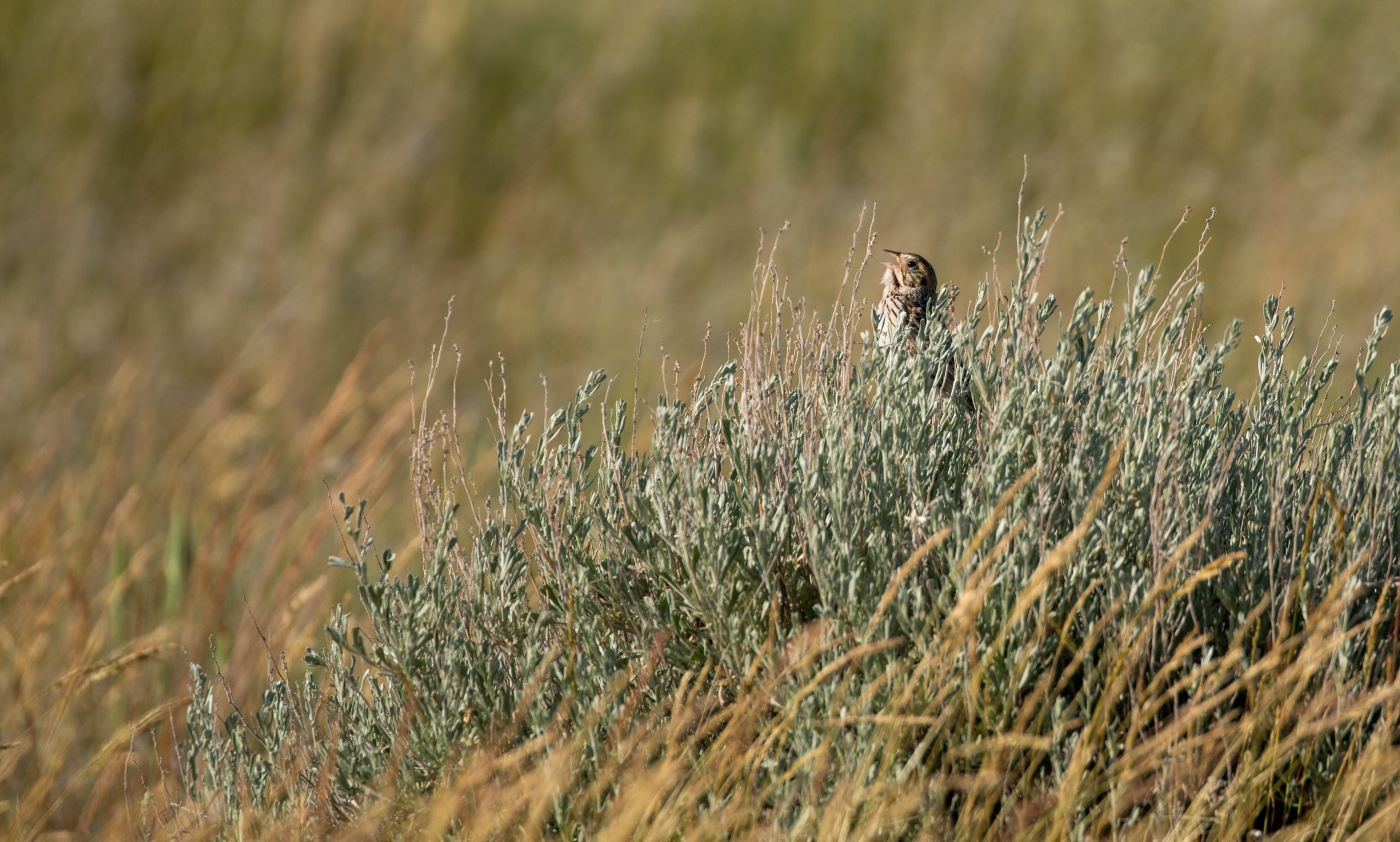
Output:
876,249,968,407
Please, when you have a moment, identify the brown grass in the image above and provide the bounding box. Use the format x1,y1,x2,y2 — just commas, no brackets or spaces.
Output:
2,1,1399,838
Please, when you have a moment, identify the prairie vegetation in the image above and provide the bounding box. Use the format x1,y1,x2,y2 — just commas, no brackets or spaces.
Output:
3,0,1399,441
2,1,1400,839
25,206,1400,838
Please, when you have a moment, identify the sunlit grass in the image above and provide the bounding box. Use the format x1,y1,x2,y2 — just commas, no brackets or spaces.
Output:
119,208,1400,838
3,1,1400,837
2,0,1397,460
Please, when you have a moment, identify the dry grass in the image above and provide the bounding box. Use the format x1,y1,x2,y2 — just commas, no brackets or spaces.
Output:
2,0,1398,453
55,206,1394,839
2,2,1400,839
0,336,414,838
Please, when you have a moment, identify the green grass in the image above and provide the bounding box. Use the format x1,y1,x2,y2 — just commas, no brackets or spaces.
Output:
154,207,1400,838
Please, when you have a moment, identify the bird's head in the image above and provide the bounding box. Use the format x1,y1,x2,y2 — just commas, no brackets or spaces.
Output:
880,250,936,290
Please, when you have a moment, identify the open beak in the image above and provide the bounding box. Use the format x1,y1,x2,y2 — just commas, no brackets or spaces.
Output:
880,249,901,273
880,251,899,285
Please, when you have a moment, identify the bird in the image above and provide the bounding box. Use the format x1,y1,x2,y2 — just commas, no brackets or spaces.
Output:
875,249,937,354
876,249,970,409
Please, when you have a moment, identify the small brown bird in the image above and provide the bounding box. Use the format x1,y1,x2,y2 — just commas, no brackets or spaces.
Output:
875,249,936,354
876,249,969,408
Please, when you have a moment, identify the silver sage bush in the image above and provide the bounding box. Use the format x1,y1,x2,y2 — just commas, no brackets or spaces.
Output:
181,206,1400,839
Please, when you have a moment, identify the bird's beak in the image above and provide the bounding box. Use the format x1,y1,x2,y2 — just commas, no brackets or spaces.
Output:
880,250,901,279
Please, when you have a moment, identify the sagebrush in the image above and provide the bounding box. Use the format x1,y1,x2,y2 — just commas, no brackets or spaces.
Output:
178,206,1399,839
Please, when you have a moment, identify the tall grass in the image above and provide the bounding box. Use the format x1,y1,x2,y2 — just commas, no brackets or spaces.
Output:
0,336,414,838
3,0,1399,469
128,203,1400,839
4,2,1400,838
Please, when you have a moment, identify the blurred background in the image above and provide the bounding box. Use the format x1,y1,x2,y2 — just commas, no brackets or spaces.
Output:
6,0,1400,456
2,0,1399,833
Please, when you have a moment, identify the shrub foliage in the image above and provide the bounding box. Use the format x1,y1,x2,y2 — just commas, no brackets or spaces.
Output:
183,207,1400,838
